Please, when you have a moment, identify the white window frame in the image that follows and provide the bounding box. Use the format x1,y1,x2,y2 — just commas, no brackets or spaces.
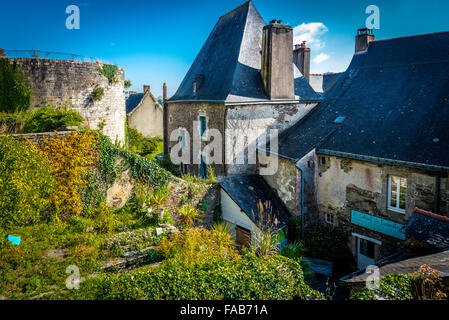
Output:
387,175,407,214
179,128,187,150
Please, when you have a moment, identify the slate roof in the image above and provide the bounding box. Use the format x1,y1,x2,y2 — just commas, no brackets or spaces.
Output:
309,73,344,95
219,175,291,230
341,250,449,284
126,93,144,114
169,1,321,103
405,209,449,250
277,31,449,170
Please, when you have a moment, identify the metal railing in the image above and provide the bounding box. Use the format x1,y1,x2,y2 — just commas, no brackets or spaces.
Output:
3,50,108,63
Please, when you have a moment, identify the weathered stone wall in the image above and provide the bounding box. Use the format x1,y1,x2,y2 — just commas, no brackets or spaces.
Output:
8,58,126,143
166,102,226,177
225,102,317,175
6,130,77,143
316,155,449,259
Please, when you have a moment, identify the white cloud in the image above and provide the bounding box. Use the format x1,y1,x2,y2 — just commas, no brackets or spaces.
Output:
293,22,328,50
313,53,330,64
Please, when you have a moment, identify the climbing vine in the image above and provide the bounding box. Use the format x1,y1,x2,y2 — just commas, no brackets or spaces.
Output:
0,58,33,113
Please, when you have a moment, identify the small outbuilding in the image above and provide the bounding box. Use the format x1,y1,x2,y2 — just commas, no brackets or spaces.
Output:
219,175,290,249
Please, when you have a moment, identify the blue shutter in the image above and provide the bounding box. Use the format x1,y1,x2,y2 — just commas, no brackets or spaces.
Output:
200,116,206,136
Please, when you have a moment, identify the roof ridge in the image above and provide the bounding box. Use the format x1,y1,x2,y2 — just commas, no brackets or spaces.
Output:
220,1,251,19
414,207,449,223
373,30,449,43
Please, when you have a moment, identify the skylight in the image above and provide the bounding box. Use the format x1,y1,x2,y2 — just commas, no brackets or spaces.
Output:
334,116,346,124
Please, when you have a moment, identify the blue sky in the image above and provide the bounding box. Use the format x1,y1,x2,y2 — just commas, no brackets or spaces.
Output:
1,0,448,97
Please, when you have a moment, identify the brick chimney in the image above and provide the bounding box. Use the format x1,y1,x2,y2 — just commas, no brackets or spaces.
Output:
0,49,5,57
293,41,310,82
261,20,295,100
143,85,150,94
355,28,375,54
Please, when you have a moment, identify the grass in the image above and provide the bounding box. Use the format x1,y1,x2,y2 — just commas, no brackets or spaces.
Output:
0,206,163,300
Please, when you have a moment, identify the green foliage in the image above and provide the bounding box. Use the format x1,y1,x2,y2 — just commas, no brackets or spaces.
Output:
90,203,119,234
124,80,132,89
97,64,119,85
287,217,301,243
351,274,415,300
58,252,324,300
127,126,159,156
91,86,104,102
0,58,33,113
207,166,218,183
281,242,307,260
23,105,84,133
96,132,170,188
304,224,356,276
177,205,202,229
212,221,231,234
157,154,180,176
0,136,54,227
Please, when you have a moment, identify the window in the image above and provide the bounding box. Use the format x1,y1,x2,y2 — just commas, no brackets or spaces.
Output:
319,156,326,166
324,212,333,225
199,116,207,138
179,129,186,150
359,238,375,259
388,175,407,213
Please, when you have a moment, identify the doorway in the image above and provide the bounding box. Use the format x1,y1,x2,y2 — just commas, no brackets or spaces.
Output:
355,235,379,269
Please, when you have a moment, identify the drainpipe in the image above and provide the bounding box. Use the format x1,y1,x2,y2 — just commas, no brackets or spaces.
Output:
295,163,305,240
435,173,441,214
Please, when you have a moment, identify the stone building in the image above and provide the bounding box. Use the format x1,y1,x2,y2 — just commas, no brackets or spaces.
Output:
6,57,126,143
259,30,449,269
164,1,321,178
126,85,163,137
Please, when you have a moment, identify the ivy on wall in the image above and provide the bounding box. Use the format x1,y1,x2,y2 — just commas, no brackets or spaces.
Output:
0,58,33,113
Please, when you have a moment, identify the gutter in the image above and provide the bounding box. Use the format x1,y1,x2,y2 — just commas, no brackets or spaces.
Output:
167,98,323,105
317,149,449,173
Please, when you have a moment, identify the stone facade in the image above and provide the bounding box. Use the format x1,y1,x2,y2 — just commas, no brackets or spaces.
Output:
259,152,449,263
166,101,317,177
8,58,126,143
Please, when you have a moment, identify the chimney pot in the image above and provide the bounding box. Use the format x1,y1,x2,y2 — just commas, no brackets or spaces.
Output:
293,41,311,82
143,85,150,94
355,28,375,53
0,49,5,57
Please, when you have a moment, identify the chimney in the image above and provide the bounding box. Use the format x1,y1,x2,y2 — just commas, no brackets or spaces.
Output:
293,41,310,82
0,49,5,57
261,20,295,100
143,85,150,94
355,28,375,54
163,83,168,101
128,91,137,95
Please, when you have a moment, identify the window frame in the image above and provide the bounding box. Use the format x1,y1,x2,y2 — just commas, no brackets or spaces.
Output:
198,115,207,140
324,212,333,225
387,175,407,214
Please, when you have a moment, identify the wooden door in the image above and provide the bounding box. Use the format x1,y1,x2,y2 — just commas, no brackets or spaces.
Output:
235,225,251,250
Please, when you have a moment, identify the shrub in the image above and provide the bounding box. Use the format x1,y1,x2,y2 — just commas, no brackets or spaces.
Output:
36,131,97,221
90,87,104,102
91,203,119,234
304,224,356,276
0,136,54,227
0,58,33,113
177,205,202,228
58,252,324,300
351,274,415,300
157,154,180,176
24,105,84,133
127,127,159,156
207,166,218,183
158,227,238,266
411,264,448,300
97,64,119,84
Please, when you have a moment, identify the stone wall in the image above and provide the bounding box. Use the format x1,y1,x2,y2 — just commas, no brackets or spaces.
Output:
165,102,226,177
8,58,126,143
7,130,77,143
316,155,449,259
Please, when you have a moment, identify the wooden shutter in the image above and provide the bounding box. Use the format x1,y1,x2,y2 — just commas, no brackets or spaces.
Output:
235,225,251,250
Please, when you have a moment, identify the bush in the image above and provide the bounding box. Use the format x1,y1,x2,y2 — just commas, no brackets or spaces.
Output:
351,274,415,300
127,127,159,156
97,64,119,84
24,105,84,133
0,136,54,227
158,228,238,266
157,154,180,177
57,252,324,300
36,131,97,221
177,205,202,229
0,58,33,113
90,87,104,102
304,224,356,276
